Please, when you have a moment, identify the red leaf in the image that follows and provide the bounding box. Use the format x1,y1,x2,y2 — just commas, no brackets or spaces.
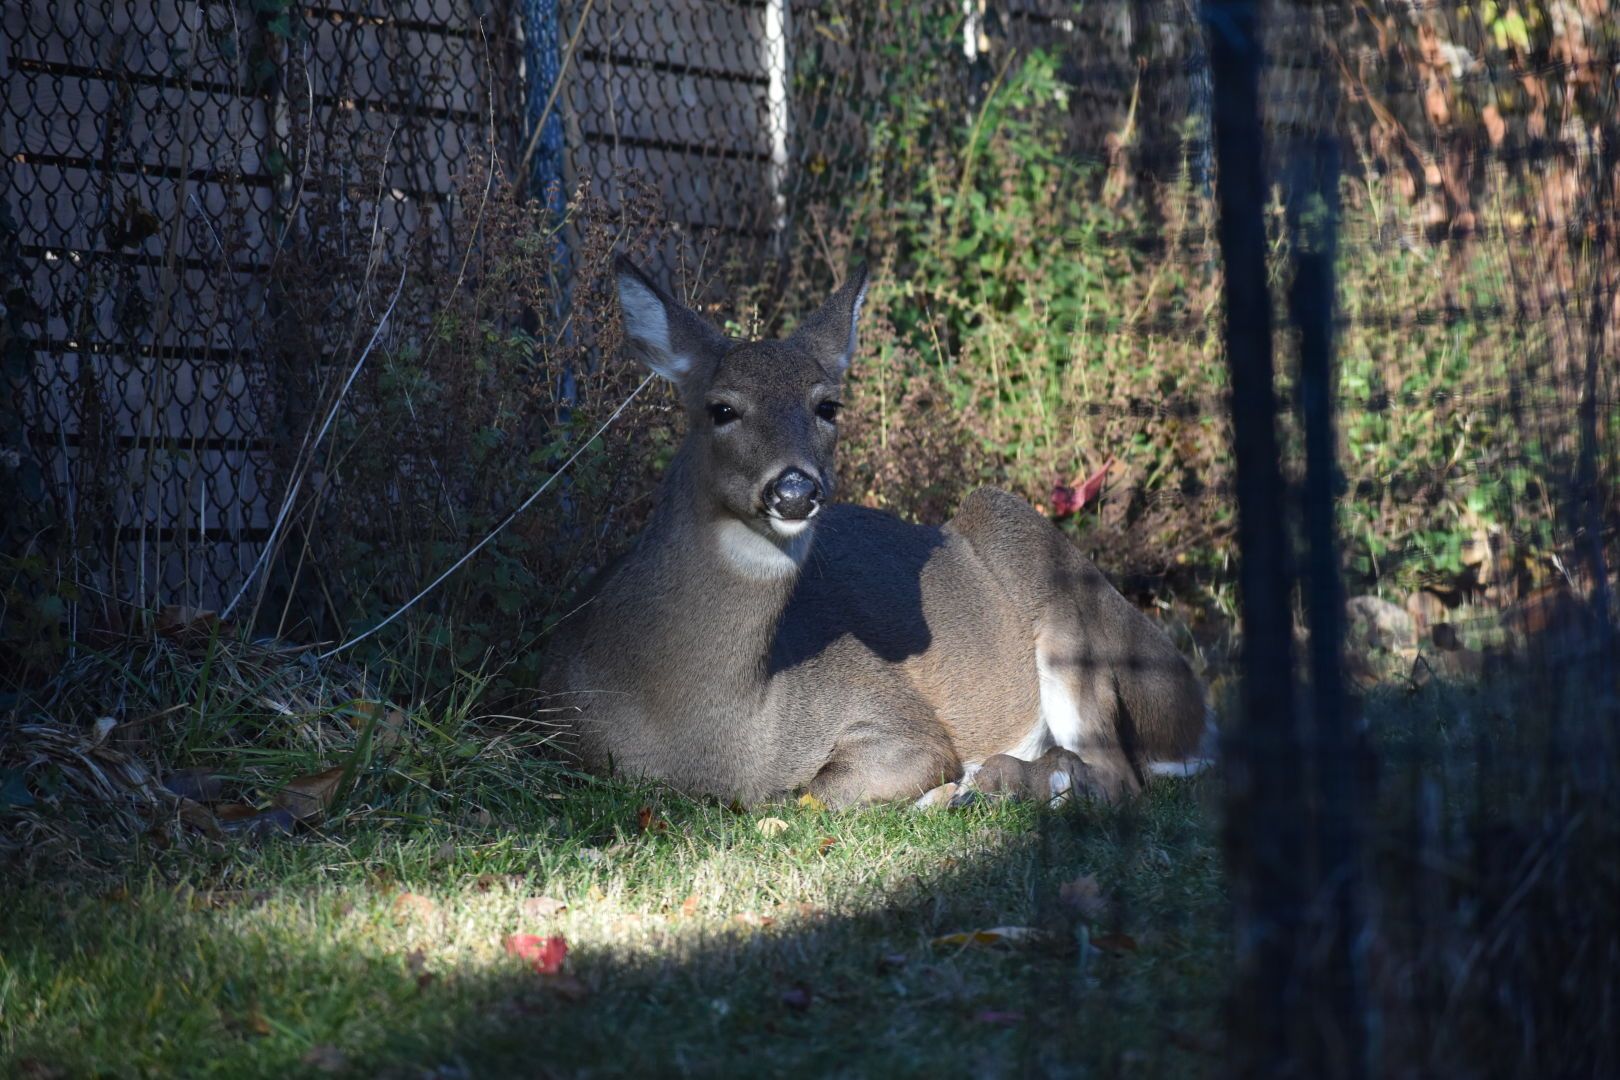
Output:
1074,456,1115,508
1049,457,1114,518
636,805,670,834
1049,484,1080,518
505,934,569,974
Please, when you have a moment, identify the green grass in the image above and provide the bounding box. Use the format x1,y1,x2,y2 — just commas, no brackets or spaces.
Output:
11,619,1609,1077
1,774,1224,1078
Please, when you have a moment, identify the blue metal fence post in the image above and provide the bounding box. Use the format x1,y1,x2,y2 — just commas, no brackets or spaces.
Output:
519,0,573,407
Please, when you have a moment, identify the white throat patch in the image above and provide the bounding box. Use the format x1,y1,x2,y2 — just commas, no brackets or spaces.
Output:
714,518,812,580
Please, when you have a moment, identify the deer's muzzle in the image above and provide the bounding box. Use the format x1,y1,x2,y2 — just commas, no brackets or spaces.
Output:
765,468,822,522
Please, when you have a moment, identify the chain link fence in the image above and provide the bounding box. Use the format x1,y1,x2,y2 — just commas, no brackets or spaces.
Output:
2,0,526,613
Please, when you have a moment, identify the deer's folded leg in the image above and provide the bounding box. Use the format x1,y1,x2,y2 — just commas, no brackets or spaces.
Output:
808,716,961,809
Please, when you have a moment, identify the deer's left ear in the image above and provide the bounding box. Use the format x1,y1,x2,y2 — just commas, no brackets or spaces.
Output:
789,265,868,377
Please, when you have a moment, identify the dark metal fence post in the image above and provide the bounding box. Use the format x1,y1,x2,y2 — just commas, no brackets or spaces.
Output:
1204,0,1306,1074
1286,22,1367,1077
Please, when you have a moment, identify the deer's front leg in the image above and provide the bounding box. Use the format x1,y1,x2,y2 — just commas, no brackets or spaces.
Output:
806,714,961,808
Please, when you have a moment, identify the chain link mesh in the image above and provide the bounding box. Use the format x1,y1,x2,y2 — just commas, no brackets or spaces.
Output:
2,0,524,610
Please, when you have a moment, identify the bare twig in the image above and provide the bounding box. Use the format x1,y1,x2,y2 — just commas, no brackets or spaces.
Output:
452,18,502,297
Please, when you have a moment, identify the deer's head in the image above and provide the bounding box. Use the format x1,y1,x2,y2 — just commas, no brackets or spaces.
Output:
615,257,867,569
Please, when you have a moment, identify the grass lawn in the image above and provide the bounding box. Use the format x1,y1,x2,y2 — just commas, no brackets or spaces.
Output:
1,770,1224,1078
13,617,1605,1077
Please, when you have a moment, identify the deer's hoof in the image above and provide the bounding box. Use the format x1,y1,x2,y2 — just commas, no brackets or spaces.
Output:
913,781,970,811
913,781,957,810
970,749,1104,806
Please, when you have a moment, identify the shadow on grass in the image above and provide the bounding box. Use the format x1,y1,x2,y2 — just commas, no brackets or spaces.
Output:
0,781,1227,1078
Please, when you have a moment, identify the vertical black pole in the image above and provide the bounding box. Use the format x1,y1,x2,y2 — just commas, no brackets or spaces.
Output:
1287,26,1367,1077
1204,1,1305,1075
1574,126,1615,663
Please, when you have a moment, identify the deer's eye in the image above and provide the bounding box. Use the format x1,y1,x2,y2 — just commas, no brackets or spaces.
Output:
707,402,739,427
815,400,842,423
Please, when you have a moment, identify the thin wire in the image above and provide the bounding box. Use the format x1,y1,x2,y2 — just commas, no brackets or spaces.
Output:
316,374,655,660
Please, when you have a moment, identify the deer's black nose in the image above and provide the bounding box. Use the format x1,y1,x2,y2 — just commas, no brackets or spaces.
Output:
765,468,822,521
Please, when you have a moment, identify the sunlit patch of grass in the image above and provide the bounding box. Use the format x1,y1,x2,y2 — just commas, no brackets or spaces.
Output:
1,623,1226,1075
1,758,1226,1077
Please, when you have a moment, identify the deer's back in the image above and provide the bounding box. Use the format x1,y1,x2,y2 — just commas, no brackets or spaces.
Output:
773,504,1043,760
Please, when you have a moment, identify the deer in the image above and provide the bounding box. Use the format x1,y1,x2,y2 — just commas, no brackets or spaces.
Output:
539,257,1214,809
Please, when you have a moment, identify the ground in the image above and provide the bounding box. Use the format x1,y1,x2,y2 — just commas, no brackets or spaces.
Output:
0,776,1224,1078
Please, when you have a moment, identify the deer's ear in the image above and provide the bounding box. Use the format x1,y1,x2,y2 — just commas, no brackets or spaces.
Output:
615,256,728,386
790,264,868,377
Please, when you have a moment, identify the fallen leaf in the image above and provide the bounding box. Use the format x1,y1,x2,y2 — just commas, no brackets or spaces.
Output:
733,911,776,929
273,765,347,821
1059,874,1108,923
755,817,790,837
345,701,407,752
175,798,222,838
392,892,437,920
797,792,828,812
816,835,837,855
505,934,568,974
636,805,669,834
242,1009,271,1037
301,1044,348,1073
975,1009,1025,1026
523,896,568,919
587,883,607,903
1051,457,1115,518
1074,456,1115,507
218,809,296,838
155,605,219,639
679,895,700,917
474,873,502,892
1090,932,1138,955
780,984,813,1011
931,926,1052,949
381,709,407,748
